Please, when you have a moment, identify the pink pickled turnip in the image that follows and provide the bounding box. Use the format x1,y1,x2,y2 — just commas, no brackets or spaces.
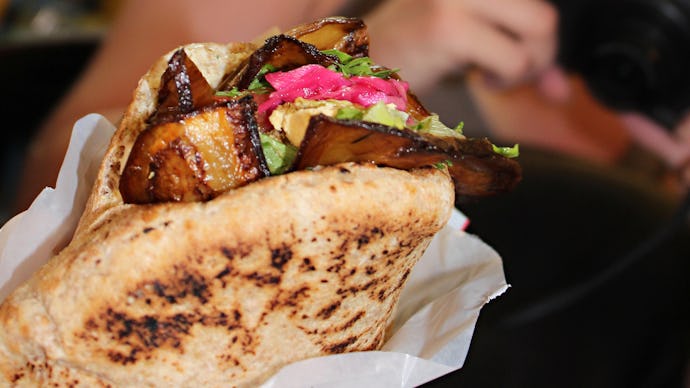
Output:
258,64,408,113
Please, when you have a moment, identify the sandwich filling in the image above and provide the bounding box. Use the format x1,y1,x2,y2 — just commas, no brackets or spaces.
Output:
119,23,522,205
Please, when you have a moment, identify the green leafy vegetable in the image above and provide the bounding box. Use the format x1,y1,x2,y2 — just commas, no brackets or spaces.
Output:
323,49,398,78
492,143,520,158
215,87,245,98
413,115,464,139
433,160,454,170
335,102,408,128
248,64,278,93
260,133,297,174
335,106,364,120
362,101,408,129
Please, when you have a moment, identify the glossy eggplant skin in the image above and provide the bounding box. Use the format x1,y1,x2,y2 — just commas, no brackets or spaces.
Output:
294,115,522,200
445,139,523,200
120,98,268,204
220,35,339,92
150,48,217,126
284,16,369,57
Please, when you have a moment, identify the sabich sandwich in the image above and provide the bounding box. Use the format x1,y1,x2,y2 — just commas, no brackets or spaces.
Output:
0,17,520,387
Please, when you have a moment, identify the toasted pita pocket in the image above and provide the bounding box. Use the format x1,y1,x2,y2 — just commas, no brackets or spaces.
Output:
0,24,456,387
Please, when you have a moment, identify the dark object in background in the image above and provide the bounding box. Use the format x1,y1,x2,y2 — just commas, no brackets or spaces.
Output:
0,38,98,145
425,148,690,387
551,0,690,129
0,37,99,223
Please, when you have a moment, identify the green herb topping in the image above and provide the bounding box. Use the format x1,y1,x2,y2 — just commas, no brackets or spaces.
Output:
248,64,278,93
413,115,464,139
215,87,245,98
433,160,454,170
259,132,298,174
322,49,399,78
491,143,520,158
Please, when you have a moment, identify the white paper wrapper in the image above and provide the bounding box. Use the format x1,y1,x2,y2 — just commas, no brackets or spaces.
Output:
0,114,508,387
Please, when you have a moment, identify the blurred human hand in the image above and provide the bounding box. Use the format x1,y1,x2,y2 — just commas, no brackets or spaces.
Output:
620,113,690,190
364,0,569,101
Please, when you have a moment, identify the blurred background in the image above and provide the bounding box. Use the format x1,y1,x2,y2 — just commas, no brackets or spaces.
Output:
0,0,485,224
0,1,689,387
0,0,118,223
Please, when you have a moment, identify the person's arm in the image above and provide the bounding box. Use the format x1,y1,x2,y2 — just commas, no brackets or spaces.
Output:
621,113,690,190
363,0,568,99
14,0,345,213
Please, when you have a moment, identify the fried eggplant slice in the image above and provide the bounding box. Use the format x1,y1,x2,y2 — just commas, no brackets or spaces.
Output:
293,115,522,199
444,139,522,200
220,35,338,91
284,16,369,57
120,98,269,204
150,48,217,125
293,115,445,169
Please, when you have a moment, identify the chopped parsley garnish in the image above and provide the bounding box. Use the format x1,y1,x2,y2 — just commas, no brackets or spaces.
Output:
322,49,352,63
433,160,454,169
322,49,398,78
215,87,244,98
492,143,520,158
248,64,278,93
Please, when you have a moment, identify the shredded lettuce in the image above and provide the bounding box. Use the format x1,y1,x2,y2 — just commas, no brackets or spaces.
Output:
413,115,465,139
335,106,364,120
336,102,408,129
362,102,408,129
259,133,297,174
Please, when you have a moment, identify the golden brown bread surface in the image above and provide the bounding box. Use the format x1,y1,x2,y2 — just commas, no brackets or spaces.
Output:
0,162,453,387
0,38,455,386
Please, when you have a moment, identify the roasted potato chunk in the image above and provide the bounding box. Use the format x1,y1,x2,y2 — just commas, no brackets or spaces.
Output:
120,99,268,204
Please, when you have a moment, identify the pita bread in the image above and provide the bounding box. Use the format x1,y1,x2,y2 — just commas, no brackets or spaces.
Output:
0,35,454,386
